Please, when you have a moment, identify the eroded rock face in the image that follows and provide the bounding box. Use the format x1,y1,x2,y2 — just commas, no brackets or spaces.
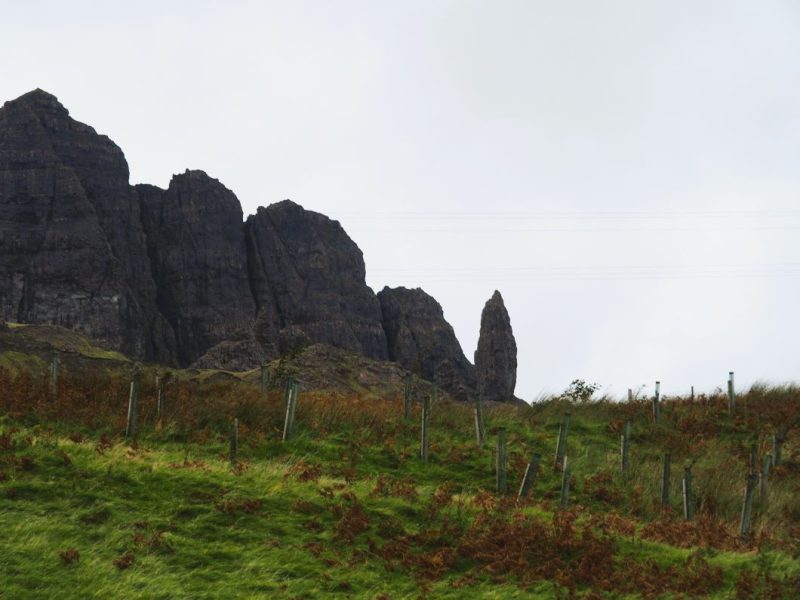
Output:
474,290,517,402
0,90,509,397
378,286,476,400
0,89,172,360
245,201,388,360
138,170,255,365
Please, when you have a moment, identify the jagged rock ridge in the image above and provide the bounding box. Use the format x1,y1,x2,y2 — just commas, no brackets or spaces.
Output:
0,89,519,401
137,171,258,366
245,201,388,361
378,286,476,401
0,89,172,361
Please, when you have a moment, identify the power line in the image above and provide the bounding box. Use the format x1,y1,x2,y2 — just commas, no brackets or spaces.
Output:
352,225,800,233
367,262,800,282
339,209,800,220
340,208,800,233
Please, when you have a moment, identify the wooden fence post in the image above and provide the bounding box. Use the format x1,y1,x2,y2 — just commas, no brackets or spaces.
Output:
282,380,299,441
554,412,571,471
474,395,487,448
420,392,431,463
652,381,661,424
230,418,239,466
773,429,787,466
620,418,632,472
403,376,412,420
682,465,694,520
690,386,695,402
627,388,633,402
49,354,60,399
260,365,269,394
728,371,736,413
559,456,571,509
739,472,756,541
517,452,541,501
125,376,140,439
749,440,758,475
290,381,299,432
156,374,166,417
496,428,507,494
661,452,672,509
760,453,771,513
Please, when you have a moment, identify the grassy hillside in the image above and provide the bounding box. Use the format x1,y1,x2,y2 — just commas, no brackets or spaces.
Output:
0,361,799,598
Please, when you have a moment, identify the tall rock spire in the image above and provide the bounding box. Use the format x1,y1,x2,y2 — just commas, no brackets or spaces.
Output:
474,290,517,402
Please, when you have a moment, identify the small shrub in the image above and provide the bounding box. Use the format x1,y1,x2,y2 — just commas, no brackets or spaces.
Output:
58,548,79,566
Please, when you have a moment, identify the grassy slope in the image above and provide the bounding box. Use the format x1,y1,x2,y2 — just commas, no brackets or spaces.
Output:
1,385,798,599
0,329,797,599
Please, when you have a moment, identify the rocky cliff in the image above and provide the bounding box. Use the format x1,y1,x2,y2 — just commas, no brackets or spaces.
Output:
0,89,518,401
474,290,517,402
245,201,387,361
378,286,477,400
137,170,257,367
0,89,172,361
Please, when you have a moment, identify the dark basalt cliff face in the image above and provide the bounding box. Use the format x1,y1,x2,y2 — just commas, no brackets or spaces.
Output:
474,290,517,402
245,201,388,361
378,286,476,401
0,89,172,361
0,89,518,400
137,170,257,367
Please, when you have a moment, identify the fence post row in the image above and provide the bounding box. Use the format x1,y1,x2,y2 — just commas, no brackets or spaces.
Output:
682,465,694,520
773,429,787,466
420,392,431,463
739,472,756,541
49,354,60,399
661,452,671,509
496,428,507,494
559,456,571,509
282,380,299,441
403,376,412,420
652,381,661,424
749,440,758,476
156,374,166,417
620,418,632,472
474,395,487,448
554,412,571,471
260,365,269,394
760,453,771,513
230,418,239,466
125,375,140,439
517,452,541,501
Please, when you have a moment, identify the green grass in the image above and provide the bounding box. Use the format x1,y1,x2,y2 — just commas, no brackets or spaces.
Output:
1,373,799,598
0,351,46,375
19,325,129,361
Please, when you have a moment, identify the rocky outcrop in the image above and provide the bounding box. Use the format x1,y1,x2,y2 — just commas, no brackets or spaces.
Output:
378,286,476,400
245,201,388,360
474,290,517,402
138,170,256,366
0,89,517,400
190,335,265,371
0,89,172,361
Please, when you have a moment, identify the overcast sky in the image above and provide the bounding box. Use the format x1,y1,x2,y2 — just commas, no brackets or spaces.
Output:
3,1,799,401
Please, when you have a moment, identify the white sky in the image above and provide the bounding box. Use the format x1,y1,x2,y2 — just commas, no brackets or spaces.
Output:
3,1,799,400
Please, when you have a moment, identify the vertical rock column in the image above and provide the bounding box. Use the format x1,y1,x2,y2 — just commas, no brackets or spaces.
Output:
474,290,517,403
